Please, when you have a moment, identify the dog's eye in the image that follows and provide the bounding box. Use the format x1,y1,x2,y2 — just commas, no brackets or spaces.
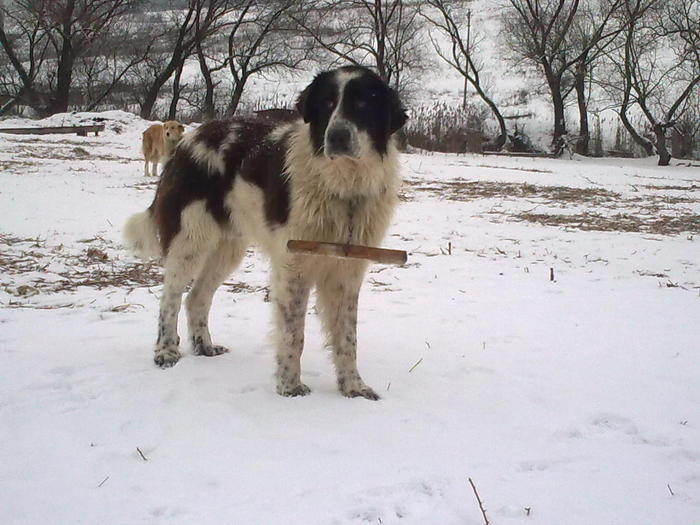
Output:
355,98,367,109
325,98,335,109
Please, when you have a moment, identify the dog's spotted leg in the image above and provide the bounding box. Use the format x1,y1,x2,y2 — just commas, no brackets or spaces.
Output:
317,267,379,400
154,273,188,368
154,236,212,368
186,240,246,358
272,269,311,396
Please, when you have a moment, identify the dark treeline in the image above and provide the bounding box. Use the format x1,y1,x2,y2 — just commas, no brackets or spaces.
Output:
0,0,698,164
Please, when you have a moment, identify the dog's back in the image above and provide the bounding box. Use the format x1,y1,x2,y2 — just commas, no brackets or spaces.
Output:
142,124,165,163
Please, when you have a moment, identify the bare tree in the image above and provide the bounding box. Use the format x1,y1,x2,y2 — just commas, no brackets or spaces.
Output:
74,22,156,111
502,0,582,147
421,0,508,149
605,0,699,165
42,0,140,114
136,0,233,119
564,0,625,154
224,0,308,116
294,0,425,95
0,0,144,116
0,0,51,115
195,34,229,120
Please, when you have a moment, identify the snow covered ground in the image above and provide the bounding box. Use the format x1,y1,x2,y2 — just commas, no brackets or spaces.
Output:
1,112,699,524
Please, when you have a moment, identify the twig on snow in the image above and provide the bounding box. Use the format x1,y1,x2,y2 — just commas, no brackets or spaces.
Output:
97,476,110,488
667,484,674,496
136,447,148,461
408,358,423,373
468,477,490,525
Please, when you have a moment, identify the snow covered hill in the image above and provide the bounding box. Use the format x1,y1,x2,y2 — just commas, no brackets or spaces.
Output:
1,112,699,524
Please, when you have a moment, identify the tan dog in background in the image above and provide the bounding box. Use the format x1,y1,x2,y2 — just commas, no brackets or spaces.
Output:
142,120,185,176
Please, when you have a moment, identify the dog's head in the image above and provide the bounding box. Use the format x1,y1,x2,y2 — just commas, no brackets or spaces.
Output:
296,66,407,160
163,120,185,143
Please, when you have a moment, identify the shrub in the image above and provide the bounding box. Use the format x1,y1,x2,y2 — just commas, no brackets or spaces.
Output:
404,102,488,153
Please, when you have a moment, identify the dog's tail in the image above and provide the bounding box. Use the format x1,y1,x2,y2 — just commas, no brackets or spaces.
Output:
123,208,161,259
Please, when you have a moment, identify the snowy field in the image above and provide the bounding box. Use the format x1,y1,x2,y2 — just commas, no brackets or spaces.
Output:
1,112,699,524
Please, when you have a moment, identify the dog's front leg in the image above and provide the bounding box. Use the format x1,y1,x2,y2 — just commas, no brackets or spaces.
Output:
317,269,379,400
272,269,311,396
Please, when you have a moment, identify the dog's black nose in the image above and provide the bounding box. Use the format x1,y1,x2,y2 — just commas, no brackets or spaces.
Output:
327,127,351,152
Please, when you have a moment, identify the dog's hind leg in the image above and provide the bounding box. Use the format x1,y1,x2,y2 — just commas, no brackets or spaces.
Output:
316,264,379,400
186,239,246,357
155,258,198,368
272,265,312,396
154,202,220,368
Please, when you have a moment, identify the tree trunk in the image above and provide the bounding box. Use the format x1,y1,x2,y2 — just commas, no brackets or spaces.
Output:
49,41,75,114
619,104,655,156
653,124,671,166
140,61,179,119
197,45,216,120
471,80,507,150
574,60,589,155
168,62,184,120
544,70,567,148
226,80,246,117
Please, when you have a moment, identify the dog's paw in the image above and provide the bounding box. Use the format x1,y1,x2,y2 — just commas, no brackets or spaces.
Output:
339,378,380,400
154,348,181,368
193,342,229,357
276,381,311,397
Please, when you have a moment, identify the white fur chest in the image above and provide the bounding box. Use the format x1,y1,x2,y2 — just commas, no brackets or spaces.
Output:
285,123,400,247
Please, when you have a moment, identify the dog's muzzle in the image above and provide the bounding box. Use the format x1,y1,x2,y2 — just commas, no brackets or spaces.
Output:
325,124,359,159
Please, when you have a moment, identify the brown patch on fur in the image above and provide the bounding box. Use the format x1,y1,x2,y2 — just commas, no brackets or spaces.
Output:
237,122,293,227
194,119,231,151
254,108,299,123
149,118,294,253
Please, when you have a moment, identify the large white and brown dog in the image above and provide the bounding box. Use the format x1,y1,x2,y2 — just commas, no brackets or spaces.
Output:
124,66,407,399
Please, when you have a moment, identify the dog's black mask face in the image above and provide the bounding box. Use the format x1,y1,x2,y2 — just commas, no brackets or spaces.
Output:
296,66,408,158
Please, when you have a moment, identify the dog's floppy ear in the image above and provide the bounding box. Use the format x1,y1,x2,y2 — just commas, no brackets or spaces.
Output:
295,85,312,123
388,87,408,135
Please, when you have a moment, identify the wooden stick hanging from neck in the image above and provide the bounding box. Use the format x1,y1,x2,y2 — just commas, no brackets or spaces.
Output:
287,240,407,265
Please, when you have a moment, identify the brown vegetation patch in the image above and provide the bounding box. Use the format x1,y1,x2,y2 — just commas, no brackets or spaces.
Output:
0,159,37,171
406,178,620,204
122,180,158,190
0,234,162,296
14,145,127,162
517,212,700,235
1,234,266,303
222,281,267,295
640,184,700,191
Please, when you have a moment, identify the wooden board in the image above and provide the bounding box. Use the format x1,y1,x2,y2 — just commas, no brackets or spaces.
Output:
481,151,557,158
287,240,408,265
0,124,105,137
